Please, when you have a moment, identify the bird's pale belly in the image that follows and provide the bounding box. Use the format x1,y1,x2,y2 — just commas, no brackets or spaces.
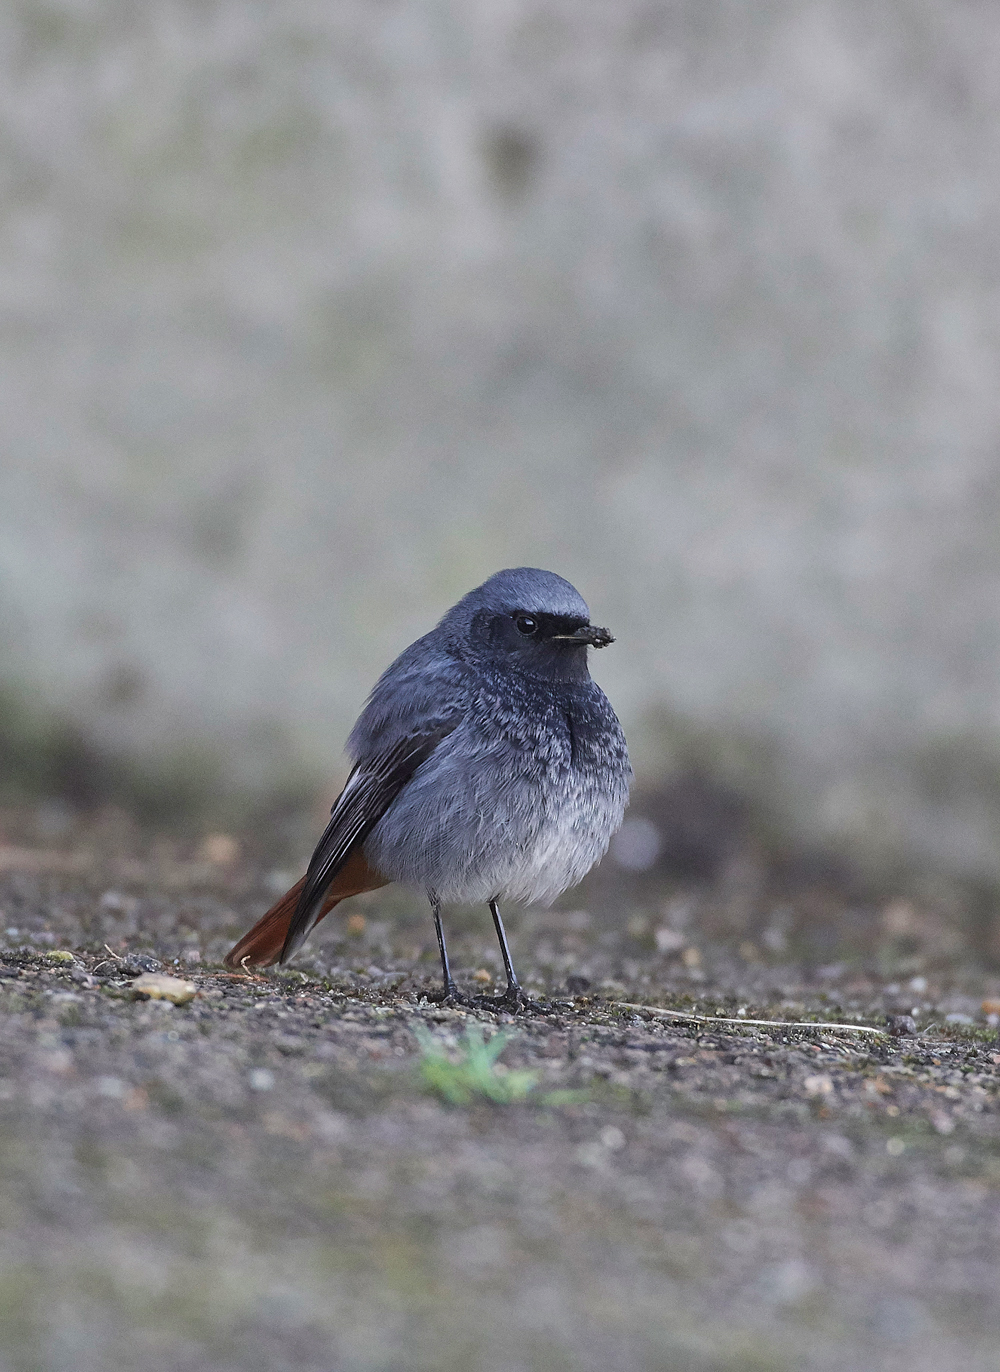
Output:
416,770,626,908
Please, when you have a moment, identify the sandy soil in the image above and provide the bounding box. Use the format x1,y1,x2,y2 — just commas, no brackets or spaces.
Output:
0,818,999,1371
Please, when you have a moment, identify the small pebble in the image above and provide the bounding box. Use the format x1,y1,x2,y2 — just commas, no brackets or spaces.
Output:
886,1015,918,1037
654,927,685,954
95,1076,126,1099
199,834,240,865
131,974,197,1005
803,1074,834,1097
121,953,163,977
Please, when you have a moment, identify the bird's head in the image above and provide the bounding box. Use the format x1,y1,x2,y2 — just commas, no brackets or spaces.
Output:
441,568,615,680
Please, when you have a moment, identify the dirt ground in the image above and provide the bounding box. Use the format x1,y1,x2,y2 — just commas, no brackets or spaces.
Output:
1,812,1000,1371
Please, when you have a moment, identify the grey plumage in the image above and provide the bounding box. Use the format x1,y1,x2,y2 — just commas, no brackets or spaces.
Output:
241,567,631,1002
357,569,630,909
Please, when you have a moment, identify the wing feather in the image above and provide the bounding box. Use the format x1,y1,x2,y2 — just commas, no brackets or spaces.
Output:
278,722,457,963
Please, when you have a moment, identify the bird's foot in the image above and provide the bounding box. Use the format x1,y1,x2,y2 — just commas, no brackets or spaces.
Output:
473,982,537,1016
425,981,477,1009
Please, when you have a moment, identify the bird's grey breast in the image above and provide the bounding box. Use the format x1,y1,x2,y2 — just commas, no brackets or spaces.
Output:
364,668,630,906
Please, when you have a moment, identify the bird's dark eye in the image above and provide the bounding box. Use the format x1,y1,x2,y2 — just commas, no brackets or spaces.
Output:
514,614,538,636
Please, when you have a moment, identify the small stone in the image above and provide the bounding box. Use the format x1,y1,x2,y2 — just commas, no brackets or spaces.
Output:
44,950,75,964
886,1015,918,1037
565,975,591,995
345,914,366,936
821,1134,853,1158
314,1110,349,1142
681,946,701,968
248,1068,275,1091
575,1141,606,1168
95,1076,126,1099
981,999,1000,1016
882,899,917,936
131,974,197,1005
121,953,163,976
38,1048,73,1074
199,834,240,865
762,925,787,953
803,1073,834,1097
472,968,492,983
654,927,685,954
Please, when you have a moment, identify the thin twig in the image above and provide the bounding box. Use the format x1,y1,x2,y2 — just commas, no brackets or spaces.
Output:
91,943,126,976
616,1002,888,1038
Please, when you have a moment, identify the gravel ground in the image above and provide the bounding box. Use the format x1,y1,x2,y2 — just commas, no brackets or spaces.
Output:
1,815,1000,1371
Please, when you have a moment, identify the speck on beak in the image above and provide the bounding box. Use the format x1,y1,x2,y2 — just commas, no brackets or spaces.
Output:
552,625,615,648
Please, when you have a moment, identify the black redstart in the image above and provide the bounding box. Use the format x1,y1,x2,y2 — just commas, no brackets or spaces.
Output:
224,568,631,1008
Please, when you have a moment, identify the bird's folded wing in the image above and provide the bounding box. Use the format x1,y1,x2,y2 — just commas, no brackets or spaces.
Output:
279,721,457,962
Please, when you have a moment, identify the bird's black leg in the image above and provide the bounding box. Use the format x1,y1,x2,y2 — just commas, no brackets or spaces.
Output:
482,900,531,1012
489,900,520,994
428,895,463,1002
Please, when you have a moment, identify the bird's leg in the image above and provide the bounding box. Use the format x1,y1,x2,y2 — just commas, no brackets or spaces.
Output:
427,895,465,1003
489,900,520,994
482,899,530,1012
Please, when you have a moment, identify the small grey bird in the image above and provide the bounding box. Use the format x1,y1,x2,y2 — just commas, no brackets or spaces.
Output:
224,568,631,1008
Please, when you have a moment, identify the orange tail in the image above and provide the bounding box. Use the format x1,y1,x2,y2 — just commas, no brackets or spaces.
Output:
223,850,388,969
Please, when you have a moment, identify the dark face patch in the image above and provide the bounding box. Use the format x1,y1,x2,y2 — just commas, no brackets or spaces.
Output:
470,611,596,681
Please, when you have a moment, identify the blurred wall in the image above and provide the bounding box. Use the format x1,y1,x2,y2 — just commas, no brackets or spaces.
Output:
2,0,1000,878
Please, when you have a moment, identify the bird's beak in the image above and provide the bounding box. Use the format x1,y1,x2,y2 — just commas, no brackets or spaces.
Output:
552,625,615,648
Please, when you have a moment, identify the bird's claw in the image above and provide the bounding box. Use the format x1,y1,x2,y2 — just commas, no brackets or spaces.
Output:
425,982,477,1009
472,983,536,1016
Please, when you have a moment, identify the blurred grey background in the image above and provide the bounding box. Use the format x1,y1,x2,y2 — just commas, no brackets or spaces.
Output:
2,0,1000,885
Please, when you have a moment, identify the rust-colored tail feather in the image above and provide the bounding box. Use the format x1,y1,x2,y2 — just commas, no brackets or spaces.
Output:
223,850,388,969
